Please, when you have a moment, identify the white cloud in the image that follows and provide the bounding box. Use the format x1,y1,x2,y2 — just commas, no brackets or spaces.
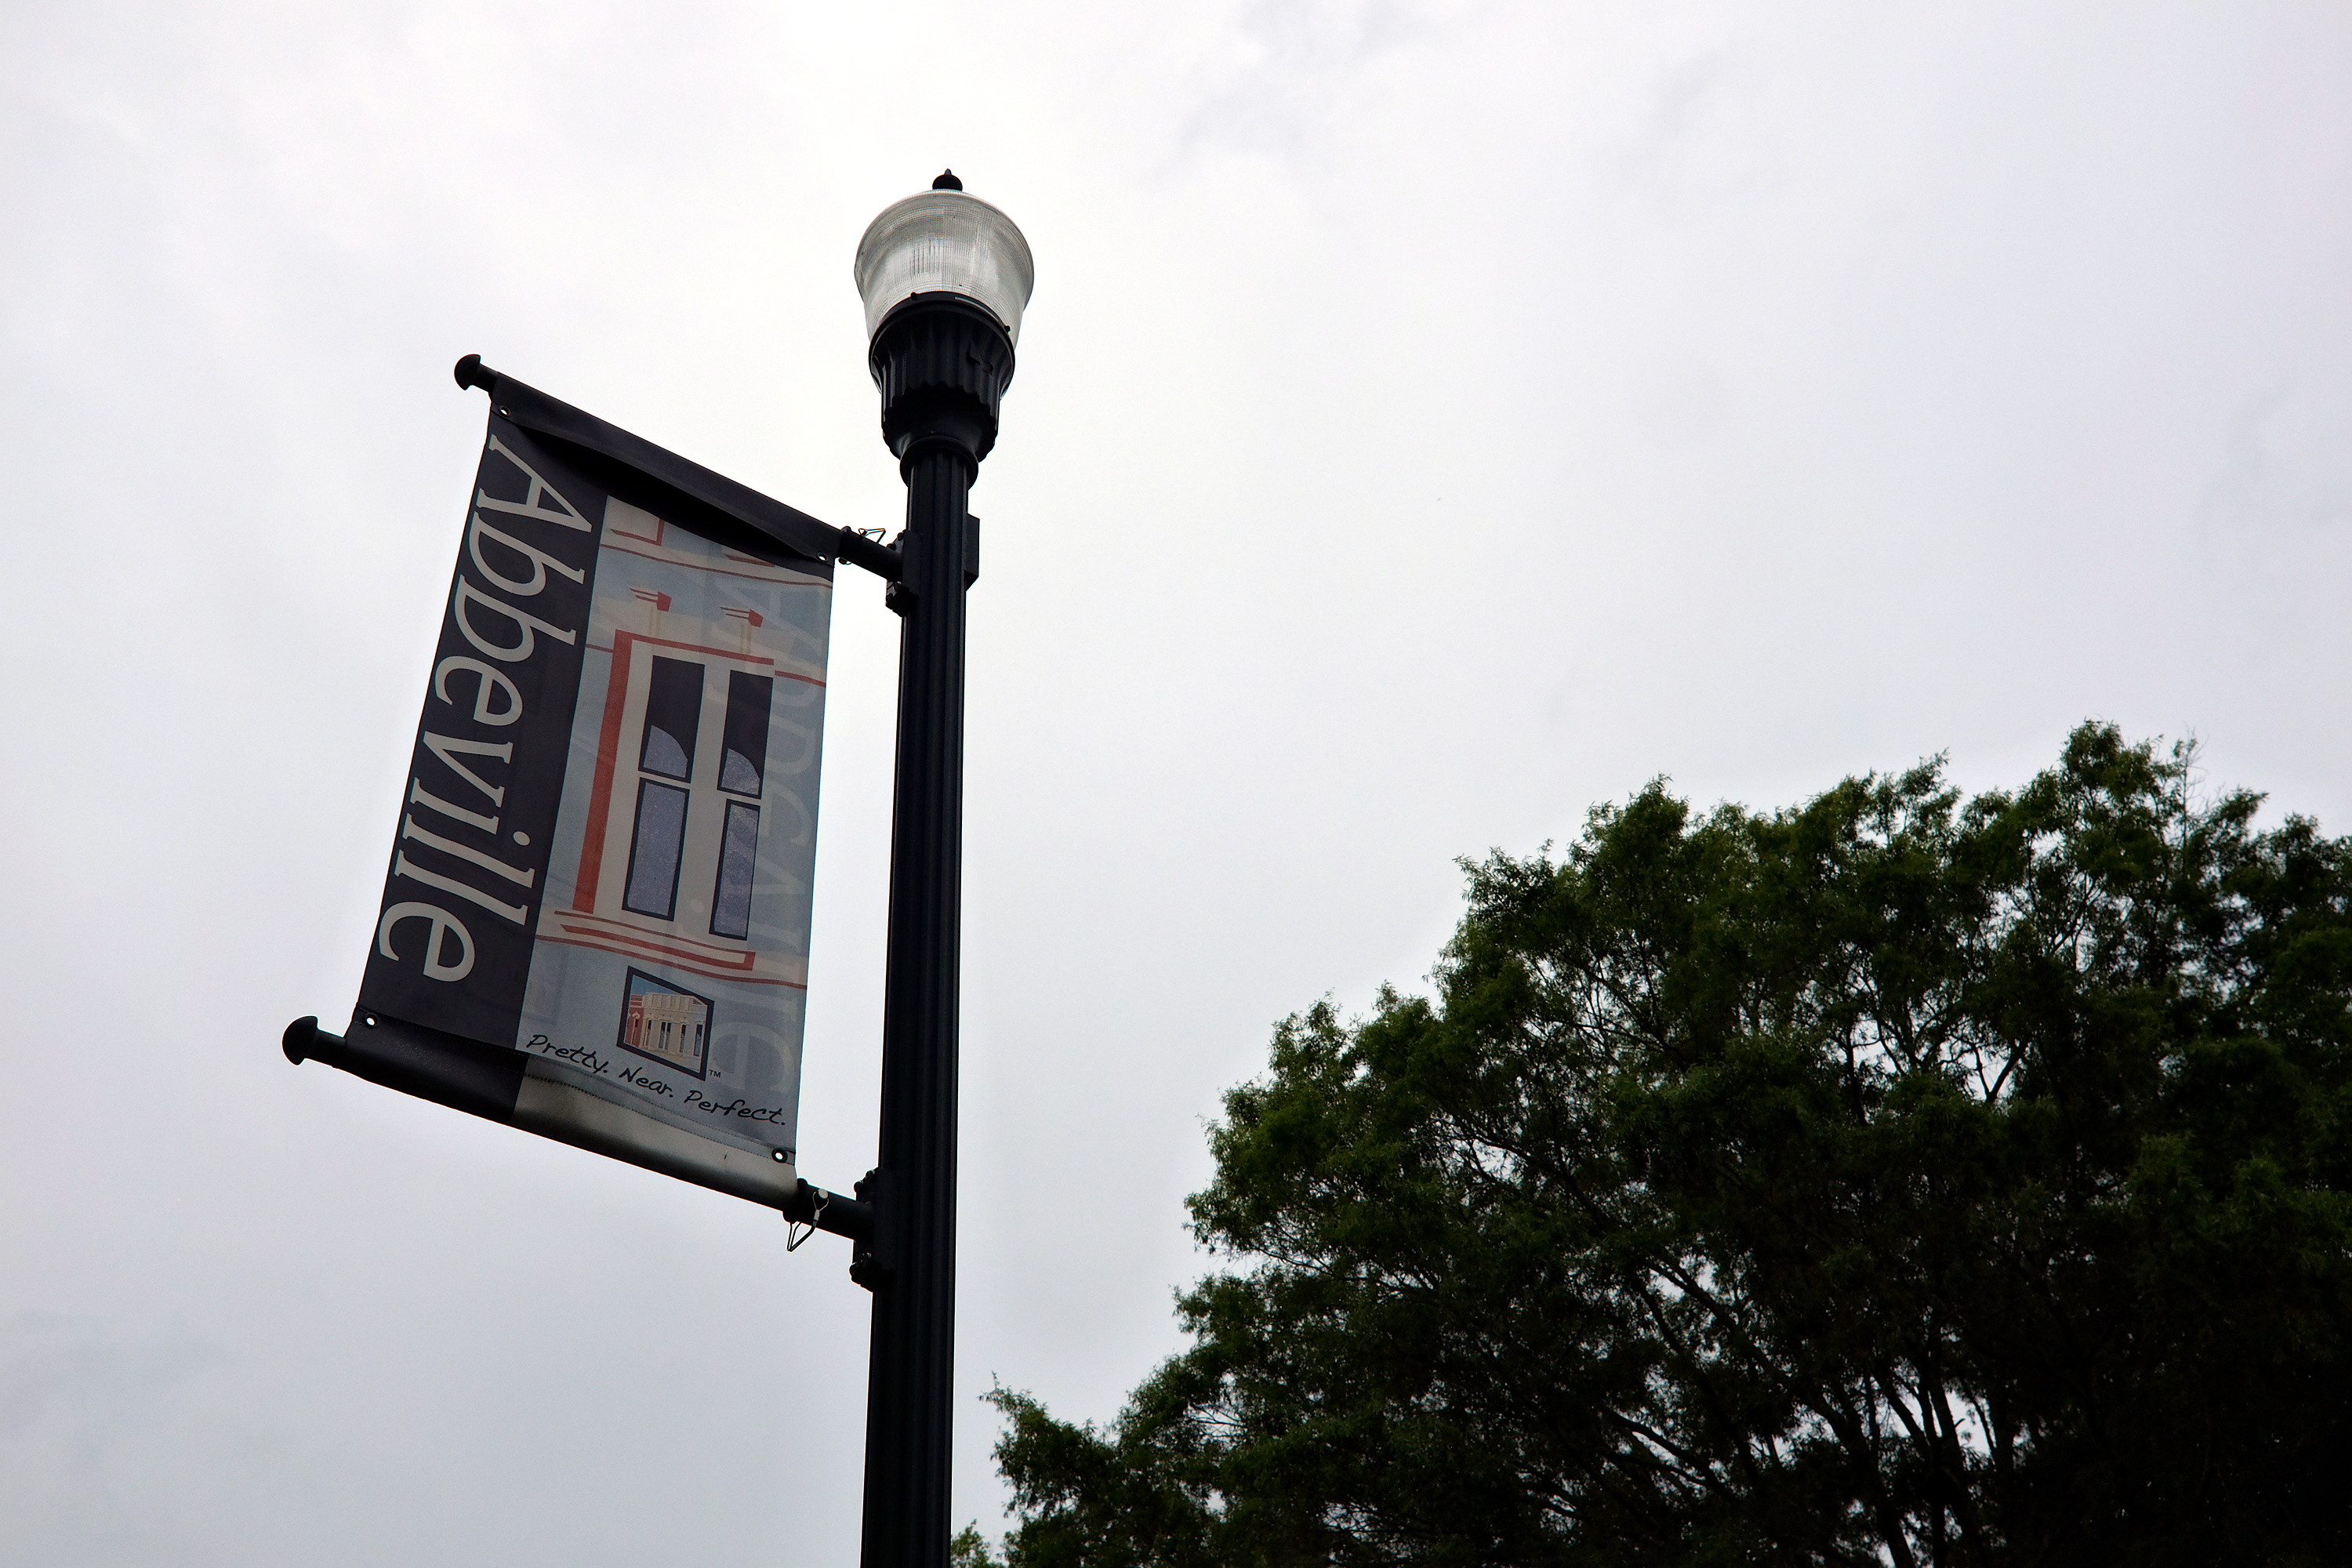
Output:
3,2,2349,1559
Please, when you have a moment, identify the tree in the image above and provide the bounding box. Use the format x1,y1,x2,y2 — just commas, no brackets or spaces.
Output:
954,1523,1006,1568
985,724,2352,1567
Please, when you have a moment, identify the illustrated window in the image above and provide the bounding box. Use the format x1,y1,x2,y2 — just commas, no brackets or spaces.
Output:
622,656,706,920
579,629,782,953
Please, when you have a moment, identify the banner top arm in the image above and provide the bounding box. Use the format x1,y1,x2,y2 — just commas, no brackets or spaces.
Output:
454,354,902,582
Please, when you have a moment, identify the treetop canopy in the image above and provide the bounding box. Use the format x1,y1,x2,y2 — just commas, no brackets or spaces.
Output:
985,724,2352,1568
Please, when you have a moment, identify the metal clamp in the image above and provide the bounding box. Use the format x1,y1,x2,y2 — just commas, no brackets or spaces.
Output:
786,1185,829,1251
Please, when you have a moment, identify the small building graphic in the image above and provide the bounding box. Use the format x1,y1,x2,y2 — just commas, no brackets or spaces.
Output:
617,969,714,1076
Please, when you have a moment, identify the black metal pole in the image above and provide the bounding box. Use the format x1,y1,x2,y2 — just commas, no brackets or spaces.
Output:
854,281,1015,1568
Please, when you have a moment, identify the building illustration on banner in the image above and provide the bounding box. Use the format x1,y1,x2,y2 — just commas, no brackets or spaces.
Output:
620,969,714,1076
514,493,831,1158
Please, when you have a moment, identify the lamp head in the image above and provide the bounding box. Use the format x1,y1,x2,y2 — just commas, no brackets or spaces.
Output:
855,176,1035,474
854,175,1035,347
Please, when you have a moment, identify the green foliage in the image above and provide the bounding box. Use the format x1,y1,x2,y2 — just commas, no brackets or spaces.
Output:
953,1523,1006,1568
990,725,2352,1566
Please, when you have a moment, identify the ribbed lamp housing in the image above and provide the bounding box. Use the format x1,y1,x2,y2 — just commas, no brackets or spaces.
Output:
867,295,1017,466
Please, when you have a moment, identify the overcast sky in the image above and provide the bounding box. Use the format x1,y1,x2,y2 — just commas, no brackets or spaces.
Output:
5,2,2349,1563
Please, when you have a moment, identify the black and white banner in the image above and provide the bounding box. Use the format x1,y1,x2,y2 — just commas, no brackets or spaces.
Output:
337,375,844,1207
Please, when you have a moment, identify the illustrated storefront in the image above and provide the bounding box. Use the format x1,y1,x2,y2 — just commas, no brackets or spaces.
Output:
514,495,829,1152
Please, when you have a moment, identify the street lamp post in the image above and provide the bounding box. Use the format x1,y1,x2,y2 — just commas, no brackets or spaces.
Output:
851,172,1034,1568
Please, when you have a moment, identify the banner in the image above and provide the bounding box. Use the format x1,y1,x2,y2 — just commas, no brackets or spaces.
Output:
330,376,849,1208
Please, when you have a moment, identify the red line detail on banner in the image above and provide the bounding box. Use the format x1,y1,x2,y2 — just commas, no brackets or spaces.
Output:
572,632,637,911
596,628,827,684
600,537,831,590
557,911,750,961
534,935,808,988
580,640,825,683
557,924,754,969
607,630,775,666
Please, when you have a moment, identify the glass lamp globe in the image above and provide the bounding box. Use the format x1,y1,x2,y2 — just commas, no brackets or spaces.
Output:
854,176,1035,347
